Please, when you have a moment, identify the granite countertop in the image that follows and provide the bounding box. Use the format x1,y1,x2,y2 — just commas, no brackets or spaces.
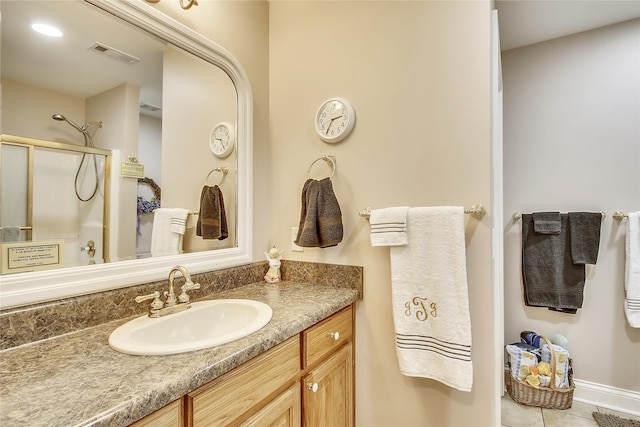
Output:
0,281,358,427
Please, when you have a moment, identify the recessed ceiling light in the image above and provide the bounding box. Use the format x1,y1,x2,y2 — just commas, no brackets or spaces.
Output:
31,23,63,38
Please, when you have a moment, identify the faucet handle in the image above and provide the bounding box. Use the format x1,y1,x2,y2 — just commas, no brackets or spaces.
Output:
178,281,201,303
135,291,163,310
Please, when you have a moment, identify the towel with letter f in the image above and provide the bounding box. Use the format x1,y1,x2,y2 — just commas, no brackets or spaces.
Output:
390,206,473,392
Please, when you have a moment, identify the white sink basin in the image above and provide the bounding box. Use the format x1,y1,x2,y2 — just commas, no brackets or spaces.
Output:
109,299,272,355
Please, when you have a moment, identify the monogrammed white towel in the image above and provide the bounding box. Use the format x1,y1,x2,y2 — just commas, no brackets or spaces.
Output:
390,206,473,392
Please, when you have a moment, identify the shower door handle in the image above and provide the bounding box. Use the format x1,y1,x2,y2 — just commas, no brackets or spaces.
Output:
81,240,96,258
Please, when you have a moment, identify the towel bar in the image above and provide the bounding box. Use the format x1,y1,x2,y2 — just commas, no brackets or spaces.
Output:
0,226,32,231
359,204,485,220
512,211,606,223
613,211,628,221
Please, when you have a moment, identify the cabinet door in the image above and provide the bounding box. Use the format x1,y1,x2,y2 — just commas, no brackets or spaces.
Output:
129,399,182,427
302,343,353,427
187,337,300,426
240,383,301,427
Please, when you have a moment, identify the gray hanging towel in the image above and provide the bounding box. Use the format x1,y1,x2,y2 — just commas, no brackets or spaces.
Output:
521,214,586,311
196,185,228,240
533,211,561,234
568,212,602,264
294,177,343,248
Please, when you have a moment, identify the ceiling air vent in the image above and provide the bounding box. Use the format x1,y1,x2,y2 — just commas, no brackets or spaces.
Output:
140,103,162,113
87,42,140,65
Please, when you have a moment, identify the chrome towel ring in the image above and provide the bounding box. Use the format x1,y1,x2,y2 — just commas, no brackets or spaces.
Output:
205,167,229,186
307,155,336,179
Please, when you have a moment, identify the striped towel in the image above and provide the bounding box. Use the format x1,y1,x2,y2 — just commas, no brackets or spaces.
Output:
170,208,190,235
369,207,409,247
625,212,640,328
390,207,473,392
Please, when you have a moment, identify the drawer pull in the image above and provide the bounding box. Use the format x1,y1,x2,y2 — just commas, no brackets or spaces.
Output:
308,382,319,393
329,331,340,341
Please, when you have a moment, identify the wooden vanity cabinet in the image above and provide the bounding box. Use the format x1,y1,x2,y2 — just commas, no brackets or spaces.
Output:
133,304,354,427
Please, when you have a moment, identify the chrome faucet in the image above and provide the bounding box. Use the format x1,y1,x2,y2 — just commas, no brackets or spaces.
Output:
135,265,201,318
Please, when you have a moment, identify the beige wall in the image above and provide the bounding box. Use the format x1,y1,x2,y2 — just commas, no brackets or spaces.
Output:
162,46,237,252
149,1,271,260
269,2,494,426
139,0,496,424
503,20,640,393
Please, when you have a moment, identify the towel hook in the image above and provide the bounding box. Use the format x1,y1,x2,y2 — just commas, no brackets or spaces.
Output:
205,167,229,186
307,155,336,179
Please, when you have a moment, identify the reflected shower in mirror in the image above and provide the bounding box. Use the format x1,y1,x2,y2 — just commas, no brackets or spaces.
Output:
0,0,238,276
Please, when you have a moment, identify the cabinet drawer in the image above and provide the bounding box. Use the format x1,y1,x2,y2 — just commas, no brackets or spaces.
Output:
187,336,300,426
302,305,353,368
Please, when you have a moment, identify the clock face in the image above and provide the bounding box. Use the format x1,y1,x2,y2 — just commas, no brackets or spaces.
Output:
209,122,235,158
315,97,355,143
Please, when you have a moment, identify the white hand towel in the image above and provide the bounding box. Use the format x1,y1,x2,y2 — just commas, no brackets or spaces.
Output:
151,208,184,257
390,206,473,392
370,206,409,247
170,208,190,235
625,211,640,328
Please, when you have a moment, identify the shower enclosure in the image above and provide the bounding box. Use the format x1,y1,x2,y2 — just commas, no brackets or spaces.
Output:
0,134,111,274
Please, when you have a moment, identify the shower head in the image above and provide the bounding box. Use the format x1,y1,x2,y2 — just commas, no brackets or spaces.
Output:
52,113,84,134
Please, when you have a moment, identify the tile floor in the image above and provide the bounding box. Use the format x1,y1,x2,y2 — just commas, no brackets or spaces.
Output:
502,394,640,427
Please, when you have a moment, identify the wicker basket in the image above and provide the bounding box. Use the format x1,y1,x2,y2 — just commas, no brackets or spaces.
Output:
505,335,575,410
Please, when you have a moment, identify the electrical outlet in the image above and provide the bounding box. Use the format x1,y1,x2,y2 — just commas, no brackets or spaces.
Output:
291,227,303,252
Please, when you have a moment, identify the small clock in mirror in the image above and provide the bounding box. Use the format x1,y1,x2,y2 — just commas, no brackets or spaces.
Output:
210,122,236,158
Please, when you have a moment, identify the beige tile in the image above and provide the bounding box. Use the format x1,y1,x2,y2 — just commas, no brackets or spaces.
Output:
501,396,544,427
555,400,598,420
542,410,599,427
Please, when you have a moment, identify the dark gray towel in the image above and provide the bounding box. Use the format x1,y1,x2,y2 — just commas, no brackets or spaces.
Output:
294,178,343,248
196,185,228,240
568,212,602,264
522,214,586,311
533,211,561,234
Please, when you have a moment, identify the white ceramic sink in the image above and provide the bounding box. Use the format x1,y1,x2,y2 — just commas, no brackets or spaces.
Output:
109,299,272,355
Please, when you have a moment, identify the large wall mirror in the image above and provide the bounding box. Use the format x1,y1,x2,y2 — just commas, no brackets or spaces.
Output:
0,0,253,309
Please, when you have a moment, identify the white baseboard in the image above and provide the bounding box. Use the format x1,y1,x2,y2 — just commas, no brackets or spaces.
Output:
573,378,640,416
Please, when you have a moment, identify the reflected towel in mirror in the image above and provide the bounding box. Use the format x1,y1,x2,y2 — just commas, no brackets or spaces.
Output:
151,208,189,256
196,185,228,240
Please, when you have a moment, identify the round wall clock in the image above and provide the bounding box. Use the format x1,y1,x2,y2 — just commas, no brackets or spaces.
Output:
209,122,235,158
314,97,356,143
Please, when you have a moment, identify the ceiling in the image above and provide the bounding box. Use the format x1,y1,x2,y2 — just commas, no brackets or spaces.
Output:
1,1,165,116
496,0,640,51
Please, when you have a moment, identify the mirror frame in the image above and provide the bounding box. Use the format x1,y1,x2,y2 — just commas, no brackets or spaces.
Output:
0,0,253,309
